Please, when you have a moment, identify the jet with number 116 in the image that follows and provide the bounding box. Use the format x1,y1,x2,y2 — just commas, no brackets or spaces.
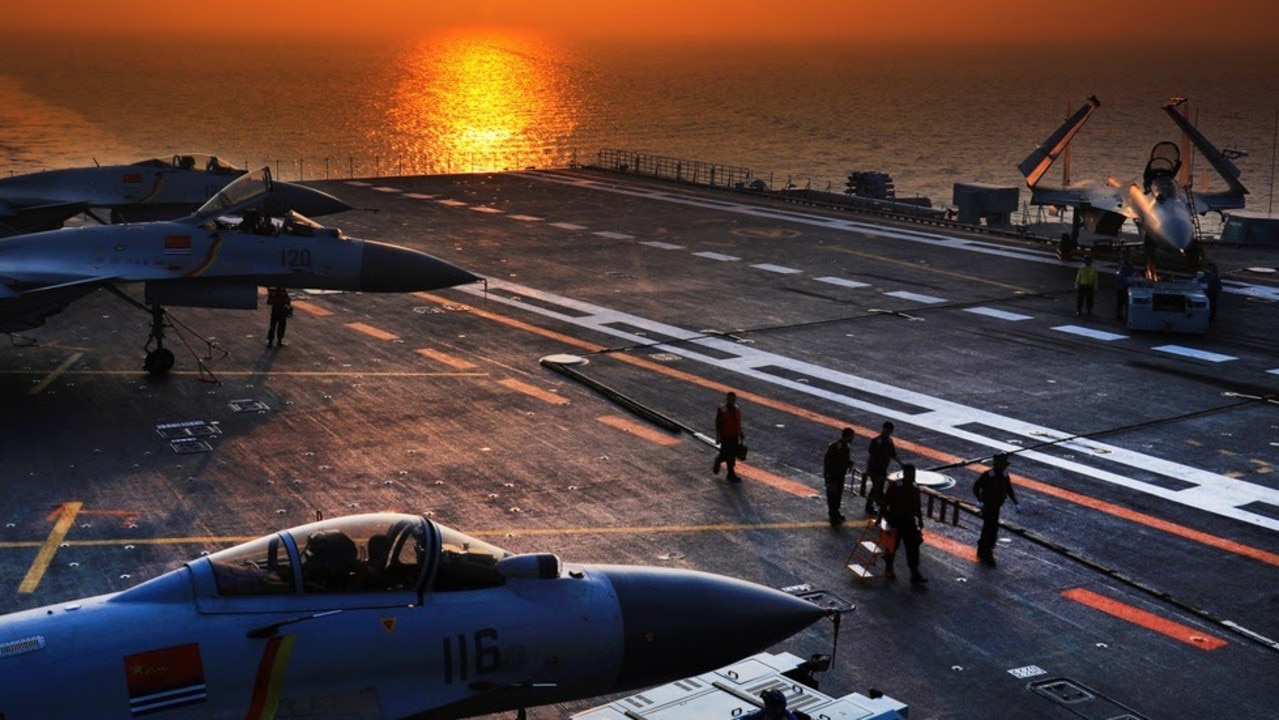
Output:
0,512,826,719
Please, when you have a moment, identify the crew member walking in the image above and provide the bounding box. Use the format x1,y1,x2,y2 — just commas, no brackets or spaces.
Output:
865,421,900,515
1075,256,1099,317
713,391,745,483
266,286,292,348
823,428,856,527
973,453,1020,566
881,464,927,584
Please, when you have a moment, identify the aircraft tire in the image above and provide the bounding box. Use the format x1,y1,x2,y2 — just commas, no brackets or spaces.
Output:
144,348,176,375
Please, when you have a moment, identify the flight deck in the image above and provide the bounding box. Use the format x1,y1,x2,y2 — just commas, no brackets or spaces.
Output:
1,168,1277,719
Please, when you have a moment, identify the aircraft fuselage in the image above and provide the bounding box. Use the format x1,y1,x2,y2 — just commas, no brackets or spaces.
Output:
1126,180,1195,255
0,513,825,719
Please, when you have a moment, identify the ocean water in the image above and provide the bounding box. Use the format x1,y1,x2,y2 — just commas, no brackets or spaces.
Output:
1,32,1277,213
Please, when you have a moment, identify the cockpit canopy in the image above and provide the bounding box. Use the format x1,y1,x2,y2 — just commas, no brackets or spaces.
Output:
1143,141,1182,192
167,154,241,175
193,166,272,221
204,513,513,598
229,209,342,238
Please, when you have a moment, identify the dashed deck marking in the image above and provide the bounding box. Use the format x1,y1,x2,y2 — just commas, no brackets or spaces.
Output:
415,348,478,370
735,465,821,498
437,199,468,207
693,251,740,261
19,502,82,593
751,263,802,274
593,231,633,240
404,192,436,200
815,276,871,289
509,214,542,221
922,530,980,563
1063,587,1227,650
597,414,679,445
290,300,333,317
829,245,1036,294
640,241,685,250
28,351,84,396
1052,325,1128,341
885,290,946,304
470,206,503,214
550,222,587,230
1152,345,1237,363
498,378,569,405
965,307,1033,321
345,322,399,341
372,186,401,193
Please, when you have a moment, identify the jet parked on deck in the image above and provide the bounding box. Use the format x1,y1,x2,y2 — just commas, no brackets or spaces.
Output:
0,154,351,236
0,168,478,374
1018,96,1248,271
0,512,826,720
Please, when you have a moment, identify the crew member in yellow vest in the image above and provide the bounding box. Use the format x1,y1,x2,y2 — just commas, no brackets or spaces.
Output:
1075,256,1099,317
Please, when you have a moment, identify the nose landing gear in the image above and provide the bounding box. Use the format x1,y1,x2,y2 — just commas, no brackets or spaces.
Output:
143,303,176,376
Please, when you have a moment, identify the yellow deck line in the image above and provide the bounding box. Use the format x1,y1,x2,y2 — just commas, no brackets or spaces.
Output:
28,352,84,396
19,502,82,593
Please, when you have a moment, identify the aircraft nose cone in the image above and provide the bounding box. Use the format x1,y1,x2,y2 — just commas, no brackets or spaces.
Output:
1165,218,1195,254
600,565,826,691
359,240,480,292
263,182,353,217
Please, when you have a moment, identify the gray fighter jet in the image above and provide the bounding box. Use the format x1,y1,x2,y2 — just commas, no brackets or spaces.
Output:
0,154,351,236
0,512,826,720
1019,96,1248,268
0,167,478,374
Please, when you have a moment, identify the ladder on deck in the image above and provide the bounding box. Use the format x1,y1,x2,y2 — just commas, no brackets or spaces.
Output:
845,520,896,580
1186,187,1205,243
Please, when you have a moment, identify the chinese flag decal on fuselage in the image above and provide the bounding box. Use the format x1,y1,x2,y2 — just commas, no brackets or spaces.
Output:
164,235,192,255
123,642,207,716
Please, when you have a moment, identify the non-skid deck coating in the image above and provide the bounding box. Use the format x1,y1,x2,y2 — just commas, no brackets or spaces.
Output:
2,168,1277,719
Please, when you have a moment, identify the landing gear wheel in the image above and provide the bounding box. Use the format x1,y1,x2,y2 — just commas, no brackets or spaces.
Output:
144,348,175,376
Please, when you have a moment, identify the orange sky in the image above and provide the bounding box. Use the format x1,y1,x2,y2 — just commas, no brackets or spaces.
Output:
4,0,1277,46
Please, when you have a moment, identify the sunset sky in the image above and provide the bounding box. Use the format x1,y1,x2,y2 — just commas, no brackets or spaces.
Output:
5,0,1277,47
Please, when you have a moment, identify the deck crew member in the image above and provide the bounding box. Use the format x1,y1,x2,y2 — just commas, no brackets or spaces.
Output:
1075,256,1099,317
973,453,1020,566
713,391,745,483
823,427,856,527
865,421,900,515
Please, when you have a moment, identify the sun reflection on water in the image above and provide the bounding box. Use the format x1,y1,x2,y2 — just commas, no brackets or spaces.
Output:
388,30,578,174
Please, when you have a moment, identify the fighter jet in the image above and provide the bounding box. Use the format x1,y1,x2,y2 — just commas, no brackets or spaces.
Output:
0,167,479,374
0,512,826,720
1018,96,1248,270
0,154,351,236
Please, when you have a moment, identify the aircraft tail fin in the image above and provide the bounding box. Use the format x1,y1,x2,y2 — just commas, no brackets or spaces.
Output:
1162,97,1248,207
1018,96,1101,187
